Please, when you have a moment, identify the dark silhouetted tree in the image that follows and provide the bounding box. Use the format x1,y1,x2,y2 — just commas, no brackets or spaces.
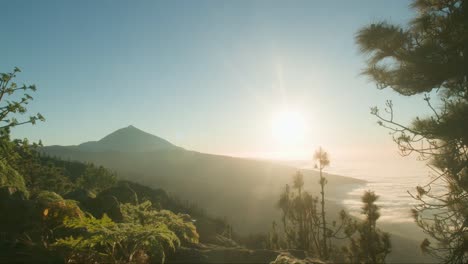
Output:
277,183,292,247
343,191,391,264
278,172,305,250
356,1,468,263
267,221,280,250
277,169,354,260
314,147,330,259
278,172,321,251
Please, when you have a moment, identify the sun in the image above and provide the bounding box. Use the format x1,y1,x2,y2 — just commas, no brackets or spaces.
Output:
271,110,307,146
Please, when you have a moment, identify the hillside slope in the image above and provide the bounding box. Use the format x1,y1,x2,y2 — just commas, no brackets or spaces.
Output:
42,126,363,234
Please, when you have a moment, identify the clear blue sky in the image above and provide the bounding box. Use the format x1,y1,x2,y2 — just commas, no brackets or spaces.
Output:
3,0,430,159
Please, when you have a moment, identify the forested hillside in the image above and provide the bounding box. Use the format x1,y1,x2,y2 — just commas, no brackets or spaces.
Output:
43,126,363,234
0,133,238,263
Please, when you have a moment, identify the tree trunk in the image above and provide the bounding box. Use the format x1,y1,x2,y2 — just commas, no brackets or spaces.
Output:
320,167,327,259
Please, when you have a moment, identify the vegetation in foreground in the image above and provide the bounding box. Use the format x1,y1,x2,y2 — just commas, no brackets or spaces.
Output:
0,68,230,263
1,0,467,263
356,0,468,263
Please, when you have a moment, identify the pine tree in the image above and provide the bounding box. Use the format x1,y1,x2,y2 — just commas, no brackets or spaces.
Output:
277,167,354,260
343,191,391,264
314,147,330,259
356,1,468,262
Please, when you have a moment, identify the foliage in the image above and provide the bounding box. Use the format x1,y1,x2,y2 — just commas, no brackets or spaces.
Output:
55,213,180,263
8,143,116,196
35,191,84,227
76,165,117,194
0,188,84,252
0,67,44,194
313,147,331,259
343,191,391,264
121,201,199,245
0,67,207,263
9,143,114,196
278,172,319,251
0,67,44,167
0,67,44,130
277,170,355,260
19,152,75,195
267,221,280,250
0,159,28,194
356,0,468,263
33,191,84,247
55,201,199,263
0,149,205,263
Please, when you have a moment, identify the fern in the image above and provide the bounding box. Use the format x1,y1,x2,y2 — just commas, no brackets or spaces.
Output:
55,212,181,263
121,201,199,244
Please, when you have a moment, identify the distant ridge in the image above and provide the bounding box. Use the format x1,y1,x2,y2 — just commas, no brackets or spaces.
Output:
74,125,180,152
42,125,364,234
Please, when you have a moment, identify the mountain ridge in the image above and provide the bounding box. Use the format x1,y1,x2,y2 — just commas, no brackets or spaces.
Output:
39,129,436,263
41,126,364,234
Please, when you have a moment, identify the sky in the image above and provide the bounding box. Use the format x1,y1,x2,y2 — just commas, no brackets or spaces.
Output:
2,0,432,161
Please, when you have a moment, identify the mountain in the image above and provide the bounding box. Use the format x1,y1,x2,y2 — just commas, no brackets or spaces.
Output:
71,125,180,152
42,126,363,234
41,126,437,263
37,126,435,263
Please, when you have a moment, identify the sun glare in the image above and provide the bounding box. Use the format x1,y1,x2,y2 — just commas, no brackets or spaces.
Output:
271,110,307,146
